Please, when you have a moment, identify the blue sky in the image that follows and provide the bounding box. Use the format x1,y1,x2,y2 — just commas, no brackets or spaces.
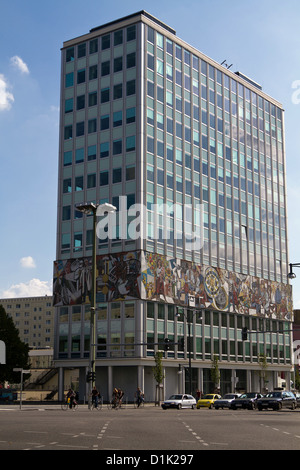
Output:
1,0,300,307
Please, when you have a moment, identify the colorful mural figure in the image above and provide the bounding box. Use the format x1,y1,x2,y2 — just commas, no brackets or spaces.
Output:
140,252,293,321
53,250,293,320
53,252,141,306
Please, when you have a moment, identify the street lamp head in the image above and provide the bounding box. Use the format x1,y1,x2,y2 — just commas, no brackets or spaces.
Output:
288,262,300,280
76,203,97,215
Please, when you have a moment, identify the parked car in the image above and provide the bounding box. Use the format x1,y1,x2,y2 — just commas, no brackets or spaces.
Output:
231,393,263,410
257,391,296,411
161,394,197,410
214,394,240,409
294,392,300,408
196,394,221,409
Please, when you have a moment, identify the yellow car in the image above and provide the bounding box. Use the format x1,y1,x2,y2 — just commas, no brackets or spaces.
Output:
196,394,221,409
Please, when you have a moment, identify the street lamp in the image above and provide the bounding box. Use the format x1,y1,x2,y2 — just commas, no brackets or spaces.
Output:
288,263,300,280
175,297,203,395
75,202,116,406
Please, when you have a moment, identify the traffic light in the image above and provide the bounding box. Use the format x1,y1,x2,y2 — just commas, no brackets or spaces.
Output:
164,338,170,351
86,371,96,382
242,327,248,341
179,337,185,350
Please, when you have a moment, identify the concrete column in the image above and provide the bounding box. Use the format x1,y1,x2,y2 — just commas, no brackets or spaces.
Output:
108,365,113,400
58,367,64,401
137,365,144,390
247,369,252,392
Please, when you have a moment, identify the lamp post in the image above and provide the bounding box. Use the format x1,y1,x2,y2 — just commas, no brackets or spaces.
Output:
76,202,116,406
175,296,203,395
288,263,300,279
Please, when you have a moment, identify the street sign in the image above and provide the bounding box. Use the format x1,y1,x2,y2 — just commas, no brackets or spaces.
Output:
0,341,5,364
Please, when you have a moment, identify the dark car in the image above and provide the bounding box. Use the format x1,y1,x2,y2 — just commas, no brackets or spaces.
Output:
257,391,296,411
231,393,263,410
214,394,240,409
295,392,300,408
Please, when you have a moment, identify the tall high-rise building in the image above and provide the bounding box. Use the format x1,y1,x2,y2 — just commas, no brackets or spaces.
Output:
53,11,293,401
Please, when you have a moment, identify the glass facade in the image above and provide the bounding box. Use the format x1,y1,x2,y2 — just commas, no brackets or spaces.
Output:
54,12,293,398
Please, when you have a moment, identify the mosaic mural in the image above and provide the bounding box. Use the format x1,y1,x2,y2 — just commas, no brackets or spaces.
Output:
140,252,293,320
53,250,293,320
53,252,141,306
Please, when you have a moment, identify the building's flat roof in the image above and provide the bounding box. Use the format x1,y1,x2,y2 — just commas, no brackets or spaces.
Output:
90,10,176,35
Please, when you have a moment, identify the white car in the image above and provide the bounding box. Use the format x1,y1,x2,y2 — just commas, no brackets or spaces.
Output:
161,394,196,410
214,393,241,409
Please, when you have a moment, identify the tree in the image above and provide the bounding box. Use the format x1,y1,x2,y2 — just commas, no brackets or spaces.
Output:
258,353,268,393
0,305,30,384
210,354,220,392
152,351,164,405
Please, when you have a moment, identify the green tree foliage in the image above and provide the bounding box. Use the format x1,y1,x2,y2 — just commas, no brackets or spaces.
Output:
152,351,164,385
0,305,30,384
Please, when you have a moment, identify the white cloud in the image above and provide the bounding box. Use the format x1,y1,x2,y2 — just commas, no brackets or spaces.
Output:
20,256,36,269
1,279,52,299
10,55,29,74
0,74,14,111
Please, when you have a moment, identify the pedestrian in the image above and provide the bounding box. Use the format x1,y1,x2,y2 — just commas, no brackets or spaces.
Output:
91,386,100,408
66,388,75,409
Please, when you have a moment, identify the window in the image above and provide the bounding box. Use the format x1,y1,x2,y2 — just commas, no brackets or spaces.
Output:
76,122,84,137
127,52,136,68
77,95,85,110
101,114,109,130
88,145,96,161
126,165,135,181
77,69,86,84
88,118,97,134
100,142,109,158
75,148,84,164
113,139,122,155
114,56,123,72
101,60,110,76
62,206,71,220
100,171,109,186
75,176,83,191
74,232,83,251
101,87,110,103
89,65,97,80
102,34,110,50
89,38,98,54
126,80,136,96
113,83,122,100
64,151,72,166
63,178,72,193
65,98,73,113
127,25,136,41
126,107,136,123
66,47,74,62
61,233,70,250
114,30,123,46
113,110,122,127
87,173,96,188
64,125,72,140
65,72,74,87
88,91,97,107
77,43,86,58
126,136,136,152
113,168,122,183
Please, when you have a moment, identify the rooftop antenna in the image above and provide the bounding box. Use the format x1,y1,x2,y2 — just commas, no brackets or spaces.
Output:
221,60,233,70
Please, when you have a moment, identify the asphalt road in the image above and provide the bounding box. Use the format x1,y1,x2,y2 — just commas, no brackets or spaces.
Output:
1,404,300,453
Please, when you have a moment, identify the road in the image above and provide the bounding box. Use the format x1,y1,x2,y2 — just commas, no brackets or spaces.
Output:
0,404,300,453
